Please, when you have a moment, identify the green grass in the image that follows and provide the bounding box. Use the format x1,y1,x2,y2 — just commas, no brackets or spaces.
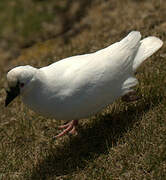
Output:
0,0,166,179
0,0,55,48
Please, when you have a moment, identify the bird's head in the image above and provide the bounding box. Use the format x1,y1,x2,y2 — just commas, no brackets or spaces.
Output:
5,65,37,107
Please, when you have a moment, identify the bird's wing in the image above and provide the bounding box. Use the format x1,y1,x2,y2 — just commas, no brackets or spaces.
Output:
93,31,142,75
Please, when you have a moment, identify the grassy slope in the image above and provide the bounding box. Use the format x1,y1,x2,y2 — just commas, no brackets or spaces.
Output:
0,0,166,179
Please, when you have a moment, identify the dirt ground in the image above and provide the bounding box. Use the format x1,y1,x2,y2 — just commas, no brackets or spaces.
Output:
0,0,166,179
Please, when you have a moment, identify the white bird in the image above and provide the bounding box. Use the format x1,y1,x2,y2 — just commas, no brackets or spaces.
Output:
5,31,163,138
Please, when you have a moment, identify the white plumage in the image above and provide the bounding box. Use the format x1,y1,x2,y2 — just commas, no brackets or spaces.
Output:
5,31,163,137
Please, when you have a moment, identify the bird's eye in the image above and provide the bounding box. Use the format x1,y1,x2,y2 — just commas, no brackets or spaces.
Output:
20,83,24,88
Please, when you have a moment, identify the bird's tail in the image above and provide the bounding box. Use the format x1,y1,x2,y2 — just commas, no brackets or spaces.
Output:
132,36,163,71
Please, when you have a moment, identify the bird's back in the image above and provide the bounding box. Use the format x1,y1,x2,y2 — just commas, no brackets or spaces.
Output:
41,31,141,85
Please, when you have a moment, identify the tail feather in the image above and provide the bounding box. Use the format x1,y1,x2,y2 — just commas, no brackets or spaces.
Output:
133,36,163,71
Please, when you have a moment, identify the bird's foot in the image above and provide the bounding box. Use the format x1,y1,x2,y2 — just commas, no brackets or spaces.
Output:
54,120,78,139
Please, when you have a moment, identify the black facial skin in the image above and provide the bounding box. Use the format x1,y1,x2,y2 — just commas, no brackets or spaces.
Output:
5,82,20,107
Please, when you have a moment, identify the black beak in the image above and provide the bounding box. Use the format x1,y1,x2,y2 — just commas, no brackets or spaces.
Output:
5,83,20,107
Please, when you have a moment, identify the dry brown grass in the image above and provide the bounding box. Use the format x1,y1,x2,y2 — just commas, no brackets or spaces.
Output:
0,0,166,179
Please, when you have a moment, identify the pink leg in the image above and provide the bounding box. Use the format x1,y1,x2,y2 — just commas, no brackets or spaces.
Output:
55,120,78,139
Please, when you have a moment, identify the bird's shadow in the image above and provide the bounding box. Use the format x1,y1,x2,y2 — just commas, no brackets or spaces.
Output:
30,94,162,179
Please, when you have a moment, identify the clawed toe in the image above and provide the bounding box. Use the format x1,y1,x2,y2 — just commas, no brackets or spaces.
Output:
69,125,78,135
54,120,78,139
